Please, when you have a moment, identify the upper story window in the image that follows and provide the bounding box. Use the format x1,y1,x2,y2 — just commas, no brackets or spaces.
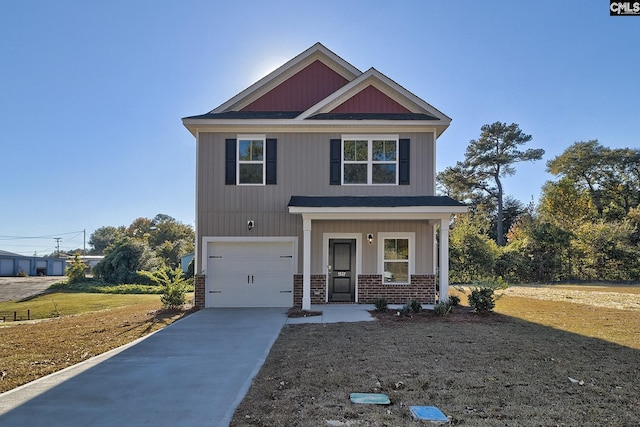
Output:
238,135,265,185
342,135,398,185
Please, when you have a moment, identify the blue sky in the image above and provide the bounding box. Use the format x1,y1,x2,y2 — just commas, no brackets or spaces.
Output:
1,1,638,256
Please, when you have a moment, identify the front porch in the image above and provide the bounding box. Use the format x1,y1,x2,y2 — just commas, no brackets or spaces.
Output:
288,196,468,311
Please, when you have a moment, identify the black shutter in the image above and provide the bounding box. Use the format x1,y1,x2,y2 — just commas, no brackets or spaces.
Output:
330,139,341,185
266,138,277,185
399,138,410,185
225,138,236,185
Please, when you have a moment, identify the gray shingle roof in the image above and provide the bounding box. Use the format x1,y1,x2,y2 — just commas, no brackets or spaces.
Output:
288,196,465,208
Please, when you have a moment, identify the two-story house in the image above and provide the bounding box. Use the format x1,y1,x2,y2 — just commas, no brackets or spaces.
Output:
182,43,466,310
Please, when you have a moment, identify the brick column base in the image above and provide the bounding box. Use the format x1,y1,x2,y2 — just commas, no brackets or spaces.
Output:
357,274,436,304
194,275,205,310
293,274,326,307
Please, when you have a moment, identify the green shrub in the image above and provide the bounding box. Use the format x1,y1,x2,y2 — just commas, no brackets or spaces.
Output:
66,255,86,284
468,287,495,313
139,266,189,309
448,295,461,307
433,301,452,315
374,298,388,312
398,299,423,317
467,277,508,314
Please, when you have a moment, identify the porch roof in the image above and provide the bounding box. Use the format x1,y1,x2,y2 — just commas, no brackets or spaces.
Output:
288,196,467,220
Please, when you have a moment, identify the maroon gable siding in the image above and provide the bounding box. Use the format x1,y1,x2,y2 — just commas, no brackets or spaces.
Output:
330,85,411,114
242,60,349,112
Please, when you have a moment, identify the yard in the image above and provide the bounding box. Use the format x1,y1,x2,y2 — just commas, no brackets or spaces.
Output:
231,285,640,426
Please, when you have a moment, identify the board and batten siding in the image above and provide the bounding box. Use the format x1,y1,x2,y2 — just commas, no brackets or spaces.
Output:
197,131,436,272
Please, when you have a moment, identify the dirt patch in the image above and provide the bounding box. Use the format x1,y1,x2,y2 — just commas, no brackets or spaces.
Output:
231,289,639,426
287,307,323,318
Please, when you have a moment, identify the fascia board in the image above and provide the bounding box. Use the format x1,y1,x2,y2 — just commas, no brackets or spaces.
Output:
288,206,468,217
181,119,447,135
211,43,362,114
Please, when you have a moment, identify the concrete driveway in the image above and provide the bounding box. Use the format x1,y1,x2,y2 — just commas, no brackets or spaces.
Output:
0,308,287,426
0,276,63,302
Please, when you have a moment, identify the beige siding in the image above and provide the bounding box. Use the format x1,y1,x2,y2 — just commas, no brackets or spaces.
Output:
197,131,436,272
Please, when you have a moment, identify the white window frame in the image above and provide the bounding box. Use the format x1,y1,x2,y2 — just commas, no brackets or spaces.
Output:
237,134,266,185
377,232,415,284
341,134,398,185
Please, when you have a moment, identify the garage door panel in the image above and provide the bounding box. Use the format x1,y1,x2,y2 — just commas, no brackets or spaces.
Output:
206,240,294,308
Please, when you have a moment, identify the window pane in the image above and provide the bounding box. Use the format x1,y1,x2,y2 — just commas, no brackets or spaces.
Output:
239,140,263,161
372,164,396,184
343,164,367,184
384,239,397,260
384,261,408,283
344,140,368,161
239,164,263,184
396,239,409,260
384,238,409,260
373,140,396,161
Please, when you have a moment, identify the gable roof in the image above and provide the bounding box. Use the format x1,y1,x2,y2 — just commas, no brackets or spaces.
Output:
183,43,451,136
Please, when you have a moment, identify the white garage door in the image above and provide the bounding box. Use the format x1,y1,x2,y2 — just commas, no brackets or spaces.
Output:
206,240,295,308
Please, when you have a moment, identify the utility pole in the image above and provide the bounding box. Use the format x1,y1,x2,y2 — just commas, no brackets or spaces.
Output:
83,229,86,255
54,237,61,257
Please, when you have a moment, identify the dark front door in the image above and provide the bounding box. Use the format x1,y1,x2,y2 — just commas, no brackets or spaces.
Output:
329,239,355,302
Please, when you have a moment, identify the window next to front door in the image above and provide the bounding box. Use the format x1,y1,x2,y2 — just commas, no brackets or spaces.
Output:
378,232,415,283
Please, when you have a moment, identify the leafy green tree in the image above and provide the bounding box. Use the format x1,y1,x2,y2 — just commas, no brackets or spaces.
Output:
571,220,640,281
547,141,640,221
449,214,500,283
66,255,86,284
89,226,126,254
93,238,158,284
438,122,544,246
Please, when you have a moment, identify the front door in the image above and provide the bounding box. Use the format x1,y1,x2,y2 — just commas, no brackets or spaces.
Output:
328,239,355,302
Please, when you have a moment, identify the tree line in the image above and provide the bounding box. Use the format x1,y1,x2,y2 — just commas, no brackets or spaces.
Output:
439,122,640,283
88,214,195,284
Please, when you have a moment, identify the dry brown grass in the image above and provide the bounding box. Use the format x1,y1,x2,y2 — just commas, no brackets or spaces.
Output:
0,300,190,393
232,286,640,426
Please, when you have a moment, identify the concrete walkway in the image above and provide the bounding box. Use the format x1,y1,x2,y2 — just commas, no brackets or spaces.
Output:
0,305,375,426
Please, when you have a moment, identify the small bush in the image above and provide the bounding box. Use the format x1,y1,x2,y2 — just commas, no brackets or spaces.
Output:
467,277,509,314
468,287,495,313
448,295,461,307
433,301,452,315
407,299,422,313
398,299,422,317
139,266,189,309
374,298,388,312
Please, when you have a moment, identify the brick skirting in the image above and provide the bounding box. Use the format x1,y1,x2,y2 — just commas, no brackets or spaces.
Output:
293,273,436,306
358,274,436,304
194,275,205,309
293,274,327,306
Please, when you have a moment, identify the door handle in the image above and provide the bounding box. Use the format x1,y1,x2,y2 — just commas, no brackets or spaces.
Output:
247,275,250,284
251,275,254,284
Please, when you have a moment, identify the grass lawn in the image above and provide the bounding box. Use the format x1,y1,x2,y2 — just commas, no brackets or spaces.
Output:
231,285,639,426
0,292,162,321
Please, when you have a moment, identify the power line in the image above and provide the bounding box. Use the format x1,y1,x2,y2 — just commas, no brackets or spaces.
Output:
0,230,85,240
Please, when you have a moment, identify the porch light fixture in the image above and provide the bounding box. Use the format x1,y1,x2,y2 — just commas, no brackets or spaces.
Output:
247,220,255,231
367,233,374,244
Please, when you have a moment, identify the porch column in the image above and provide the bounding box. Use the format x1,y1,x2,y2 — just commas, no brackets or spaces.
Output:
439,217,450,303
302,217,312,310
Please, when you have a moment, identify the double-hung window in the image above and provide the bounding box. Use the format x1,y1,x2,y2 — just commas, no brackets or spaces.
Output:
378,232,415,283
342,135,398,185
237,135,265,185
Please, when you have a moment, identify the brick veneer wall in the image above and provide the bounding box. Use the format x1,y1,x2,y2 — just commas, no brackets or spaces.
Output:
357,274,436,304
293,274,327,306
194,275,205,309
